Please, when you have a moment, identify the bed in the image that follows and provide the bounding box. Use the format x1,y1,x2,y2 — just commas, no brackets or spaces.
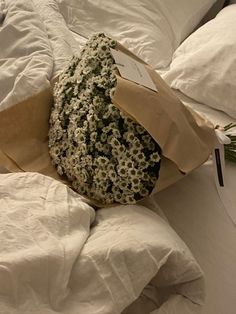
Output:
0,1,235,314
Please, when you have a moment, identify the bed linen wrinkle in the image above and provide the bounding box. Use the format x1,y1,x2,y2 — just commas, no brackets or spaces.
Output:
0,172,95,313
56,0,174,68
71,205,205,314
0,0,53,111
0,170,205,313
0,172,206,313
32,0,81,78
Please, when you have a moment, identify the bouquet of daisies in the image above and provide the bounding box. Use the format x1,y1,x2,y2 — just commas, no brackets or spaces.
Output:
49,33,161,205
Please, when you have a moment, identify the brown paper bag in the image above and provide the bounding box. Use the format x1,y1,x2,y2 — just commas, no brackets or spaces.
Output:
112,43,215,193
0,89,60,179
0,43,215,198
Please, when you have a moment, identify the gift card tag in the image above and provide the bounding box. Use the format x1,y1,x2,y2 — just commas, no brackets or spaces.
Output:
110,48,158,92
213,138,225,187
213,132,236,225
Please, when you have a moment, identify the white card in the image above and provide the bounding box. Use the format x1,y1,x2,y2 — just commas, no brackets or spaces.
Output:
213,131,236,225
110,48,158,92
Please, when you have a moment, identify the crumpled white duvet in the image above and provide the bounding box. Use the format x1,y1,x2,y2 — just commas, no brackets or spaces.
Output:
0,172,95,314
0,0,52,111
0,0,205,313
0,0,79,111
0,172,204,314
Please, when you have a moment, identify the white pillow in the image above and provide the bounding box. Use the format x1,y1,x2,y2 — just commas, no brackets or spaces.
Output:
163,5,236,119
56,0,216,69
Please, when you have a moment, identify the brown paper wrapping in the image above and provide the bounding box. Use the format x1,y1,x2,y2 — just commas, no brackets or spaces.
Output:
0,89,60,179
112,44,215,193
0,43,216,198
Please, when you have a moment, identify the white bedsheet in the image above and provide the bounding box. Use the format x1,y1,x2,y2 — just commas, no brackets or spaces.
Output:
154,161,236,314
152,91,236,314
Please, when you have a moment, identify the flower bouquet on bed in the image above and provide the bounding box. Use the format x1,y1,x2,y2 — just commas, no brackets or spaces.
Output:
48,33,215,206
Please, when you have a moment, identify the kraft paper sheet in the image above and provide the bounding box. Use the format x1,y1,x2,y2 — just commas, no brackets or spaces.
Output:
0,44,216,198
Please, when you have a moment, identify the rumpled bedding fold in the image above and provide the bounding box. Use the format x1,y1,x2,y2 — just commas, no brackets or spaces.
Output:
0,172,205,314
0,172,95,314
0,0,53,111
